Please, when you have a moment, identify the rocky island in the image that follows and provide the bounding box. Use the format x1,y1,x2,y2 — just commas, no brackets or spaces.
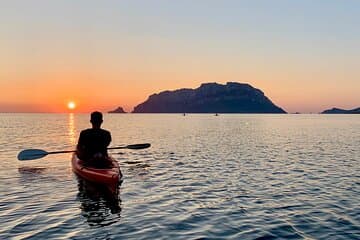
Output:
321,107,360,114
132,82,286,113
108,107,127,113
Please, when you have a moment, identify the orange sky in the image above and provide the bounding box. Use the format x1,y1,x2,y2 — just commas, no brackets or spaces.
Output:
1,1,359,113
1,49,358,113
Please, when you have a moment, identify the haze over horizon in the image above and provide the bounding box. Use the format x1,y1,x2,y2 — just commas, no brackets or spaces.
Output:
1,1,359,113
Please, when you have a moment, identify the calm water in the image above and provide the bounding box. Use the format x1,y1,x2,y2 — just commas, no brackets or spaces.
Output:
0,113,359,239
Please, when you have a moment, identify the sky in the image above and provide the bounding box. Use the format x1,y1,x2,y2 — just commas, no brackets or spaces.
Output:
1,0,359,113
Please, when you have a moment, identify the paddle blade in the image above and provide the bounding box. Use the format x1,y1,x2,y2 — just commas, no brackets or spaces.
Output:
126,143,151,150
17,149,48,160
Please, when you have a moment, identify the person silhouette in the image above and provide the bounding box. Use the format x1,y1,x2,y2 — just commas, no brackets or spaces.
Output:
76,111,112,168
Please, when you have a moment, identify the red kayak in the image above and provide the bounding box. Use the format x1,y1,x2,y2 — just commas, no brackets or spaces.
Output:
71,153,122,194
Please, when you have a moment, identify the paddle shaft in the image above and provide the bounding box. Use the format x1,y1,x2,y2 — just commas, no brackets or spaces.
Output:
48,144,149,154
18,143,151,160
47,146,128,154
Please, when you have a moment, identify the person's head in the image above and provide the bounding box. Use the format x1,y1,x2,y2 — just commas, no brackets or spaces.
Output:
90,111,103,128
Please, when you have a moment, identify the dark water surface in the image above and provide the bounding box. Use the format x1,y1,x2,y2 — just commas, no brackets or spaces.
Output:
0,113,359,239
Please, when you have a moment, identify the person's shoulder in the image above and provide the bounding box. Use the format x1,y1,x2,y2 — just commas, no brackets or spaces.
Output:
101,129,111,135
80,128,93,135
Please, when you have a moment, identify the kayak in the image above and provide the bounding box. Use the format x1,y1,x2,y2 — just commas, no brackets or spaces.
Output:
71,153,122,193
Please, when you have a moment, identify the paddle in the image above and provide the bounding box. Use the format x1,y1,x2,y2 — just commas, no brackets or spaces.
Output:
17,143,151,161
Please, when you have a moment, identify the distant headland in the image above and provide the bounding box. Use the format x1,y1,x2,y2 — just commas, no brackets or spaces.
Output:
108,107,127,113
131,82,286,113
321,107,360,114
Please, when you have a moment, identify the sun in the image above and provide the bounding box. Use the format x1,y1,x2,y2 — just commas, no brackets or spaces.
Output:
67,101,76,110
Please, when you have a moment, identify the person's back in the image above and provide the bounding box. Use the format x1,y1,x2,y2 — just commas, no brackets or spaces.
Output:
77,128,111,159
76,111,112,168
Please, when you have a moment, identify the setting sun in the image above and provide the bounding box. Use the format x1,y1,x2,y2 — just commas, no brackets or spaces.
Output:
67,101,76,110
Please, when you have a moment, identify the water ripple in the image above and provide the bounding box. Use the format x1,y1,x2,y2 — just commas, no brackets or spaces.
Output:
0,114,359,239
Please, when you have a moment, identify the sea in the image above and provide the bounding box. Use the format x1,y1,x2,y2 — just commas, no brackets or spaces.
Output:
0,113,359,239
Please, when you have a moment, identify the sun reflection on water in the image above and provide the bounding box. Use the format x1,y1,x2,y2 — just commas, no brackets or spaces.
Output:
68,113,76,145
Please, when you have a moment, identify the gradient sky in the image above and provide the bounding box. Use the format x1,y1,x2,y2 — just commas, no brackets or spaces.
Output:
1,0,359,113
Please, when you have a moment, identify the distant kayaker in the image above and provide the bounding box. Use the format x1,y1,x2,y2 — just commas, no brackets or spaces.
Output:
76,111,113,168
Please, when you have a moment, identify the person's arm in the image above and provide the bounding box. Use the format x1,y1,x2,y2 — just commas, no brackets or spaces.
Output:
103,131,111,158
76,131,85,158
107,132,112,146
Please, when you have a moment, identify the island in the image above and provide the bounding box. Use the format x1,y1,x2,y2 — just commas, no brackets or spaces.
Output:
132,82,286,113
108,107,127,113
321,107,360,114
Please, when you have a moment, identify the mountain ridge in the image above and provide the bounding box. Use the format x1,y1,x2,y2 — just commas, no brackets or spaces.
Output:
321,107,360,114
132,82,286,113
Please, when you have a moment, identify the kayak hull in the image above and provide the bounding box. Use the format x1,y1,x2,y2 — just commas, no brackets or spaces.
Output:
71,153,122,194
